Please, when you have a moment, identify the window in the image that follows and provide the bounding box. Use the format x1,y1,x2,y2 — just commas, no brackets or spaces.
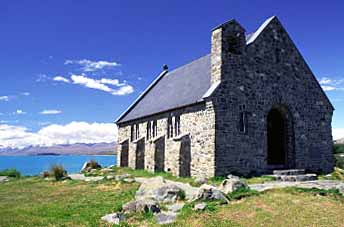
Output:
167,116,173,139
239,105,248,134
174,115,180,136
275,48,281,63
167,115,180,138
153,120,158,137
135,124,140,140
146,121,152,140
130,125,135,141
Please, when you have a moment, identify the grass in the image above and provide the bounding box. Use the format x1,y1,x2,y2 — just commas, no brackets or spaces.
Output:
0,177,138,227
0,171,343,227
0,168,21,178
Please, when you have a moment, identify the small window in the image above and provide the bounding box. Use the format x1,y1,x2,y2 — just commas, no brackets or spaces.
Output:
239,112,246,133
275,48,280,63
146,121,151,140
174,115,180,136
167,116,173,139
130,125,135,141
239,105,247,134
135,124,140,140
153,120,158,137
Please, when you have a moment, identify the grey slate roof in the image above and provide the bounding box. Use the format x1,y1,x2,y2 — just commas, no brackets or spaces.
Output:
116,54,211,124
115,16,278,124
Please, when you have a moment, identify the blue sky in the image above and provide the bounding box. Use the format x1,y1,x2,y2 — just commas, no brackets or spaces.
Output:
0,0,344,147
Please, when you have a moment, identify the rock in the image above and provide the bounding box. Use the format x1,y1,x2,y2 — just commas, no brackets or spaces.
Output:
69,174,104,182
194,202,207,211
123,178,135,183
80,160,102,173
100,168,113,174
136,177,197,203
155,184,184,203
123,199,160,213
195,177,208,185
101,212,125,225
155,211,177,225
0,176,9,183
194,184,229,203
115,174,132,181
219,178,247,194
165,180,199,201
227,174,240,180
166,203,184,212
106,175,115,180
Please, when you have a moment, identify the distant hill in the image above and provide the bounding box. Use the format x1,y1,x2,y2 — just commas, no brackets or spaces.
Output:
335,138,344,144
0,142,117,156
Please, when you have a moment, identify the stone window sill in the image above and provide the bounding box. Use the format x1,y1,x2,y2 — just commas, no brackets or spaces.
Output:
172,133,190,141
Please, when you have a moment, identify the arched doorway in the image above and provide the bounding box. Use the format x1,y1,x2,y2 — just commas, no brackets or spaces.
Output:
267,106,294,168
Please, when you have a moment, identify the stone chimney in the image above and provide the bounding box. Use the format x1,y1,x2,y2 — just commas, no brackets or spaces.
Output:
211,19,246,84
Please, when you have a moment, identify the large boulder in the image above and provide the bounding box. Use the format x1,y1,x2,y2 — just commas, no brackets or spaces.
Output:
80,160,102,173
101,212,125,225
122,199,160,213
194,184,229,203
155,211,177,225
135,177,185,203
219,177,248,194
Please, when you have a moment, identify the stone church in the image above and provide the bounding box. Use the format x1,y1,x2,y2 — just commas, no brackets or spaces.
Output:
115,16,334,178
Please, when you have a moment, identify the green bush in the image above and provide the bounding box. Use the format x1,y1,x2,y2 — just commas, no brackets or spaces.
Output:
0,168,21,178
88,160,101,169
334,144,344,154
335,155,344,169
50,164,67,181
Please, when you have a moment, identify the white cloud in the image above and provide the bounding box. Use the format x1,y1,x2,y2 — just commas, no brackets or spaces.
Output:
0,96,9,101
321,85,336,91
21,92,30,96
39,109,62,115
112,85,134,96
65,59,120,72
14,110,26,115
319,77,344,91
53,76,70,83
0,122,117,149
70,74,134,96
71,74,113,93
333,128,344,140
99,78,125,86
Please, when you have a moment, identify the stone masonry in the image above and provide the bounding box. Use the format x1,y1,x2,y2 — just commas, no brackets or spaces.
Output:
116,16,334,178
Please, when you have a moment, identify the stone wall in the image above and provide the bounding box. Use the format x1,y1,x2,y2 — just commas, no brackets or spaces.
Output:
117,101,216,178
210,17,334,176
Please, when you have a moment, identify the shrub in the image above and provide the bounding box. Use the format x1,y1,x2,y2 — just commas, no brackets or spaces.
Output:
0,169,21,178
335,155,344,169
89,160,101,169
334,144,344,154
41,171,50,178
50,164,67,181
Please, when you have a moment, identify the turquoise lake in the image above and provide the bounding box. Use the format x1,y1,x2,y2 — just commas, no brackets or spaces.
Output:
0,155,117,176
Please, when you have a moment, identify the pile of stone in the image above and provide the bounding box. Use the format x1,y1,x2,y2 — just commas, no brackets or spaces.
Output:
101,174,248,225
272,169,317,182
80,160,102,173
